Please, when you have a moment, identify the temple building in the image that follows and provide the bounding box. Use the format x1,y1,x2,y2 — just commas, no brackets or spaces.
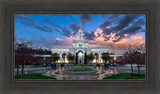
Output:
51,22,109,64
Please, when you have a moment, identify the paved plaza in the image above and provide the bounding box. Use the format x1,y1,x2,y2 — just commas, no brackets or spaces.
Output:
15,65,146,80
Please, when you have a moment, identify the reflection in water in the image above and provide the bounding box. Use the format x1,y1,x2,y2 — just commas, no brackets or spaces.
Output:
47,71,50,75
43,67,45,72
43,65,119,80
25,68,28,74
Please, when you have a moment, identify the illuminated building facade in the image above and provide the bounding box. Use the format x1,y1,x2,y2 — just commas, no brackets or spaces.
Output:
51,22,109,64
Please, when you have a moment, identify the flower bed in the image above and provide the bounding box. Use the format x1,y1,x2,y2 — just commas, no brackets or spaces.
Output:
64,67,97,74
66,64,95,67
67,67,94,71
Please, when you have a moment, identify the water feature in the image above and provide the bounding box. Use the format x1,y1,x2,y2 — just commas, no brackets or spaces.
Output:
41,64,120,80
41,63,146,80
43,67,45,72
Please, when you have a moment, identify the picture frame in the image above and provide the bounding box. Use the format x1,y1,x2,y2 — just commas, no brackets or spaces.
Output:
0,0,159,94
13,13,147,82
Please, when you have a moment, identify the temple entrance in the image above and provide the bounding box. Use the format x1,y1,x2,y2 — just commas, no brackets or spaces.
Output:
76,50,84,64
62,53,67,63
95,53,99,64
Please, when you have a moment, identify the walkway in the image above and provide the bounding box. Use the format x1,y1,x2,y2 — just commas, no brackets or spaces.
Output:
15,65,146,80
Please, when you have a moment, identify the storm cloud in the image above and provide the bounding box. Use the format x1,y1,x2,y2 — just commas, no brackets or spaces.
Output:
69,22,80,35
78,15,94,24
99,21,111,29
83,30,96,40
43,18,73,37
113,15,138,31
61,27,71,37
16,15,53,33
99,15,145,42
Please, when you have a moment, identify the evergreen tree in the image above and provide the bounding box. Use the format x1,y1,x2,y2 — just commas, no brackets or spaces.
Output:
101,52,111,63
76,53,78,64
84,52,87,64
51,53,60,63
67,53,74,63
87,53,95,63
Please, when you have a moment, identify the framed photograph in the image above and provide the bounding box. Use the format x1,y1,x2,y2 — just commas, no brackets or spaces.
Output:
0,0,160,94
14,13,147,81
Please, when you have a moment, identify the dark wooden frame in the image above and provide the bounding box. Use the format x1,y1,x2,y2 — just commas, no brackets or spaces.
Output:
0,0,159,94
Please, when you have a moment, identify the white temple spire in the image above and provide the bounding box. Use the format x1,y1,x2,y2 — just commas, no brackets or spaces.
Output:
79,20,83,40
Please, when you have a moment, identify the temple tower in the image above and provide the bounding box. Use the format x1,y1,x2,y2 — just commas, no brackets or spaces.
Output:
79,20,83,40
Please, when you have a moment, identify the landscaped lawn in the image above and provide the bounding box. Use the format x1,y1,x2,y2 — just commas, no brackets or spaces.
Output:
15,74,56,79
103,73,145,79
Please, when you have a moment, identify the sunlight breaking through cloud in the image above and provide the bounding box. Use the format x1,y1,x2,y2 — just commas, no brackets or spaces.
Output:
58,28,145,54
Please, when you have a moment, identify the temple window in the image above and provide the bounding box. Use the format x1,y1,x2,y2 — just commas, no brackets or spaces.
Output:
79,44,82,47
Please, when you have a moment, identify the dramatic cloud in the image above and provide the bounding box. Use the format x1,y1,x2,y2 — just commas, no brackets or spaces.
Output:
69,23,80,35
83,30,96,40
55,29,61,33
52,28,145,54
88,28,145,54
99,15,145,42
83,15,145,43
100,15,121,24
99,21,111,29
43,19,72,37
78,15,94,25
49,23,63,29
61,27,71,37
15,14,145,54
103,36,111,41
113,15,138,31
34,25,53,33
16,15,53,33
115,25,142,37
100,15,138,33
15,15,36,25
108,15,121,23
133,18,145,26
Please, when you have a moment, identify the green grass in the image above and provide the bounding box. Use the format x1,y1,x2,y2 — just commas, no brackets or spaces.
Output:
15,74,56,79
103,73,145,79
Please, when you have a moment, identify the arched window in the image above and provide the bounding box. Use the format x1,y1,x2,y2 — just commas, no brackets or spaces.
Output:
79,44,82,47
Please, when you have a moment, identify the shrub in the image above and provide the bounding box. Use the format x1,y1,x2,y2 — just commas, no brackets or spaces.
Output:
67,67,94,71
